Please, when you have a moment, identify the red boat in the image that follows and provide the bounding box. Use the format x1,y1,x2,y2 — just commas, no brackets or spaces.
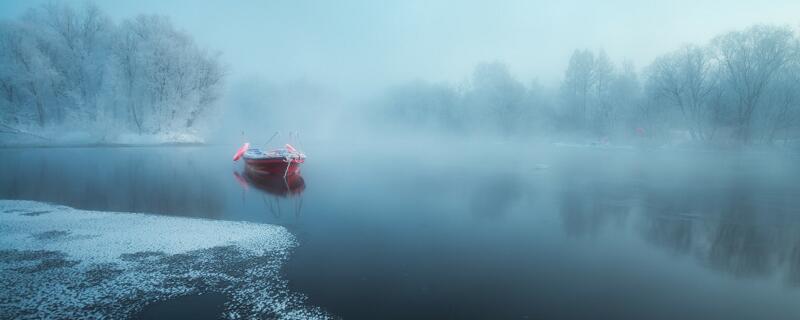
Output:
233,143,306,176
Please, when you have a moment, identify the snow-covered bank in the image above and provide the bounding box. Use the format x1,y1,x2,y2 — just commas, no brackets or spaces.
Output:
0,131,206,147
0,200,330,319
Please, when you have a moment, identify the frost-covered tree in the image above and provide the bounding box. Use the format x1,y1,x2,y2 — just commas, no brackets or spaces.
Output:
606,61,642,135
369,23,800,145
639,25,800,144
21,2,113,124
0,2,225,139
559,49,618,134
756,61,800,144
711,25,798,142
463,62,528,135
110,15,224,134
560,49,595,126
0,21,57,129
645,45,719,140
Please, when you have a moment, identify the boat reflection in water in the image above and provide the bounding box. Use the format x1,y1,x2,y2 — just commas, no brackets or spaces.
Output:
233,167,305,219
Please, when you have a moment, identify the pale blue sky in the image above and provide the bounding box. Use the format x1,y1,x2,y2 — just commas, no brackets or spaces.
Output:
2,0,799,94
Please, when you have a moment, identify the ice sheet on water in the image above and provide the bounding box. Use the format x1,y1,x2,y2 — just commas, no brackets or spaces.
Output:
0,200,331,319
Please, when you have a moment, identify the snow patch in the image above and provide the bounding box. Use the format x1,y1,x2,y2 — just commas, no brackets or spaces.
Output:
0,200,330,319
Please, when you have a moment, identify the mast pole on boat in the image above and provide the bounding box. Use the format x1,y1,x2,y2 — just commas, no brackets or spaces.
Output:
265,131,279,148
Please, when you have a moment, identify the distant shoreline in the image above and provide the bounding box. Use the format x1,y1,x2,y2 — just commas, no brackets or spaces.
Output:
0,141,208,149
0,131,208,149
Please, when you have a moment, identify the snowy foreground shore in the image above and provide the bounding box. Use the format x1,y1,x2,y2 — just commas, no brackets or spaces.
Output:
0,200,329,319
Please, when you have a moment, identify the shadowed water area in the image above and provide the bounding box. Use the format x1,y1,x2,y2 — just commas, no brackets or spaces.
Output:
1,143,800,319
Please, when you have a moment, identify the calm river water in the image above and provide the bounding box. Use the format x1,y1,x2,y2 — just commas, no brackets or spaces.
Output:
1,141,799,319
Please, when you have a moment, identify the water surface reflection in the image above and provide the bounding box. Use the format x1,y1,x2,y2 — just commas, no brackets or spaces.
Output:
1,145,799,319
233,168,305,219
550,150,800,286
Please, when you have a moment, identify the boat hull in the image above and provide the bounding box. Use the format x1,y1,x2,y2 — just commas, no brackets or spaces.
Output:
244,158,303,176
239,169,306,196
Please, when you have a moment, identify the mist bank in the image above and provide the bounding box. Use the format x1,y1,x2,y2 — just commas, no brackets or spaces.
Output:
2,2,798,151
211,77,345,145
0,3,224,145
364,24,800,148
